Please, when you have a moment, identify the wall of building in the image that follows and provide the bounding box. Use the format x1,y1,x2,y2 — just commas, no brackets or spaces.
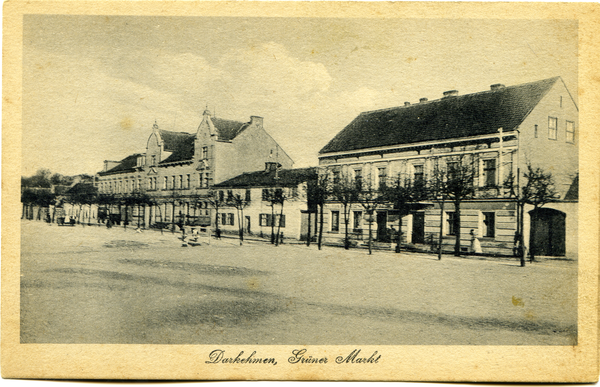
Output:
214,186,306,240
518,81,578,198
230,122,294,181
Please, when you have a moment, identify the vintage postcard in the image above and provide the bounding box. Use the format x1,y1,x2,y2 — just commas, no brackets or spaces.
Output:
2,1,599,382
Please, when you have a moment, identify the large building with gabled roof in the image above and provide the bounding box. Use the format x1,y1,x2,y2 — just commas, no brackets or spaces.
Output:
96,109,293,228
318,77,578,257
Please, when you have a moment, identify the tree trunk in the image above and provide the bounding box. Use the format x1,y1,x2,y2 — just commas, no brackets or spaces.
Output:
306,211,312,246
275,203,284,247
518,202,526,267
237,208,243,245
343,203,350,250
171,201,176,233
368,210,373,255
454,202,461,256
528,205,536,263
438,200,445,260
214,205,220,236
395,213,402,253
240,207,245,243
270,205,275,244
317,204,324,250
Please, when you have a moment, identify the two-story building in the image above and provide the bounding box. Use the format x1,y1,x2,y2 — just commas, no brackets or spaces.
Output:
96,109,293,228
318,77,578,257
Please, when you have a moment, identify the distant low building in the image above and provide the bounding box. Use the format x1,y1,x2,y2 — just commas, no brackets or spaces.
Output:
213,165,318,240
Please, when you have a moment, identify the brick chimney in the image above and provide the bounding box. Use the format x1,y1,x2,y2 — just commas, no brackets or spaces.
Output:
104,160,120,172
419,98,428,103
490,83,506,91
443,90,459,98
404,102,411,107
265,162,280,173
250,116,264,127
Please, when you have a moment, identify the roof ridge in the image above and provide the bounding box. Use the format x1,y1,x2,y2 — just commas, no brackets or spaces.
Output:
159,128,194,136
360,76,561,115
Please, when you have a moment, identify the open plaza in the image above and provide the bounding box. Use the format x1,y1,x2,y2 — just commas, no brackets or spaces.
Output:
20,220,577,345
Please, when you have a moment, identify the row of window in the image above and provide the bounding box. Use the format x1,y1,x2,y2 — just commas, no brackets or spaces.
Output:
147,146,209,167
215,213,286,228
538,117,575,143
328,210,496,237
336,157,501,190
100,172,213,193
217,189,252,202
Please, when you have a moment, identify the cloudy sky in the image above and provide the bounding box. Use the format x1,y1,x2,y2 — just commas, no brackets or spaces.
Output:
22,16,577,176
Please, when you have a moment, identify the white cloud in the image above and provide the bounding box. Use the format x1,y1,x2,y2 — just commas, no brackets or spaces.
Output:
217,42,332,108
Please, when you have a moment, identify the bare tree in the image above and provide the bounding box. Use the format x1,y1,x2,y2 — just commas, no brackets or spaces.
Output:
263,188,286,245
331,175,359,250
355,172,385,255
207,189,226,238
429,160,450,260
505,164,559,265
382,174,428,254
227,190,251,245
437,155,478,256
306,173,330,250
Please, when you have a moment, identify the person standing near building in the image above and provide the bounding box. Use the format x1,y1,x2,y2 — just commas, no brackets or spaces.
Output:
470,229,482,254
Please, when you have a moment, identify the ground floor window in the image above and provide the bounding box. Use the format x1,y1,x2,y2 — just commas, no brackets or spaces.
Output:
446,212,456,235
221,213,235,226
331,210,340,232
259,213,286,227
353,211,362,232
482,212,495,238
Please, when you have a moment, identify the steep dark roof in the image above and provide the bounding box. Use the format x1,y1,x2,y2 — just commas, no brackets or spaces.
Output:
212,118,249,142
214,167,318,188
98,154,141,176
563,174,579,201
158,130,195,164
320,77,560,155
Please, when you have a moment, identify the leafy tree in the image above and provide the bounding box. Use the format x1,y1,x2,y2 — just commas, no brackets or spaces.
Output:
67,183,98,225
382,174,428,253
22,169,52,188
331,175,359,249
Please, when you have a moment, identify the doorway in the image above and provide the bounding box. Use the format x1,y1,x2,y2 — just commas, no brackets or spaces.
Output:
412,212,425,244
245,216,251,234
376,211,388,241
529,208,566,256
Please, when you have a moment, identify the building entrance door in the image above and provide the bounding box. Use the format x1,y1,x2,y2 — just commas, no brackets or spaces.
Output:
245,216,251,234
412,212,425,244
529,208,566,256
376,211,388,241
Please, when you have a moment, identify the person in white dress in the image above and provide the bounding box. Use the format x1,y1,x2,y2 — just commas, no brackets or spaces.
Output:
470,229,482,254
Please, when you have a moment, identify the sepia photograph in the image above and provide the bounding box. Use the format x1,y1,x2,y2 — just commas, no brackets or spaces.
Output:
3,1,598,382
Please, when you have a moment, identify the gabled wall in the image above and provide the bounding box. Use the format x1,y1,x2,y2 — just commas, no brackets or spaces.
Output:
517,80,578,198
215,118,294,184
